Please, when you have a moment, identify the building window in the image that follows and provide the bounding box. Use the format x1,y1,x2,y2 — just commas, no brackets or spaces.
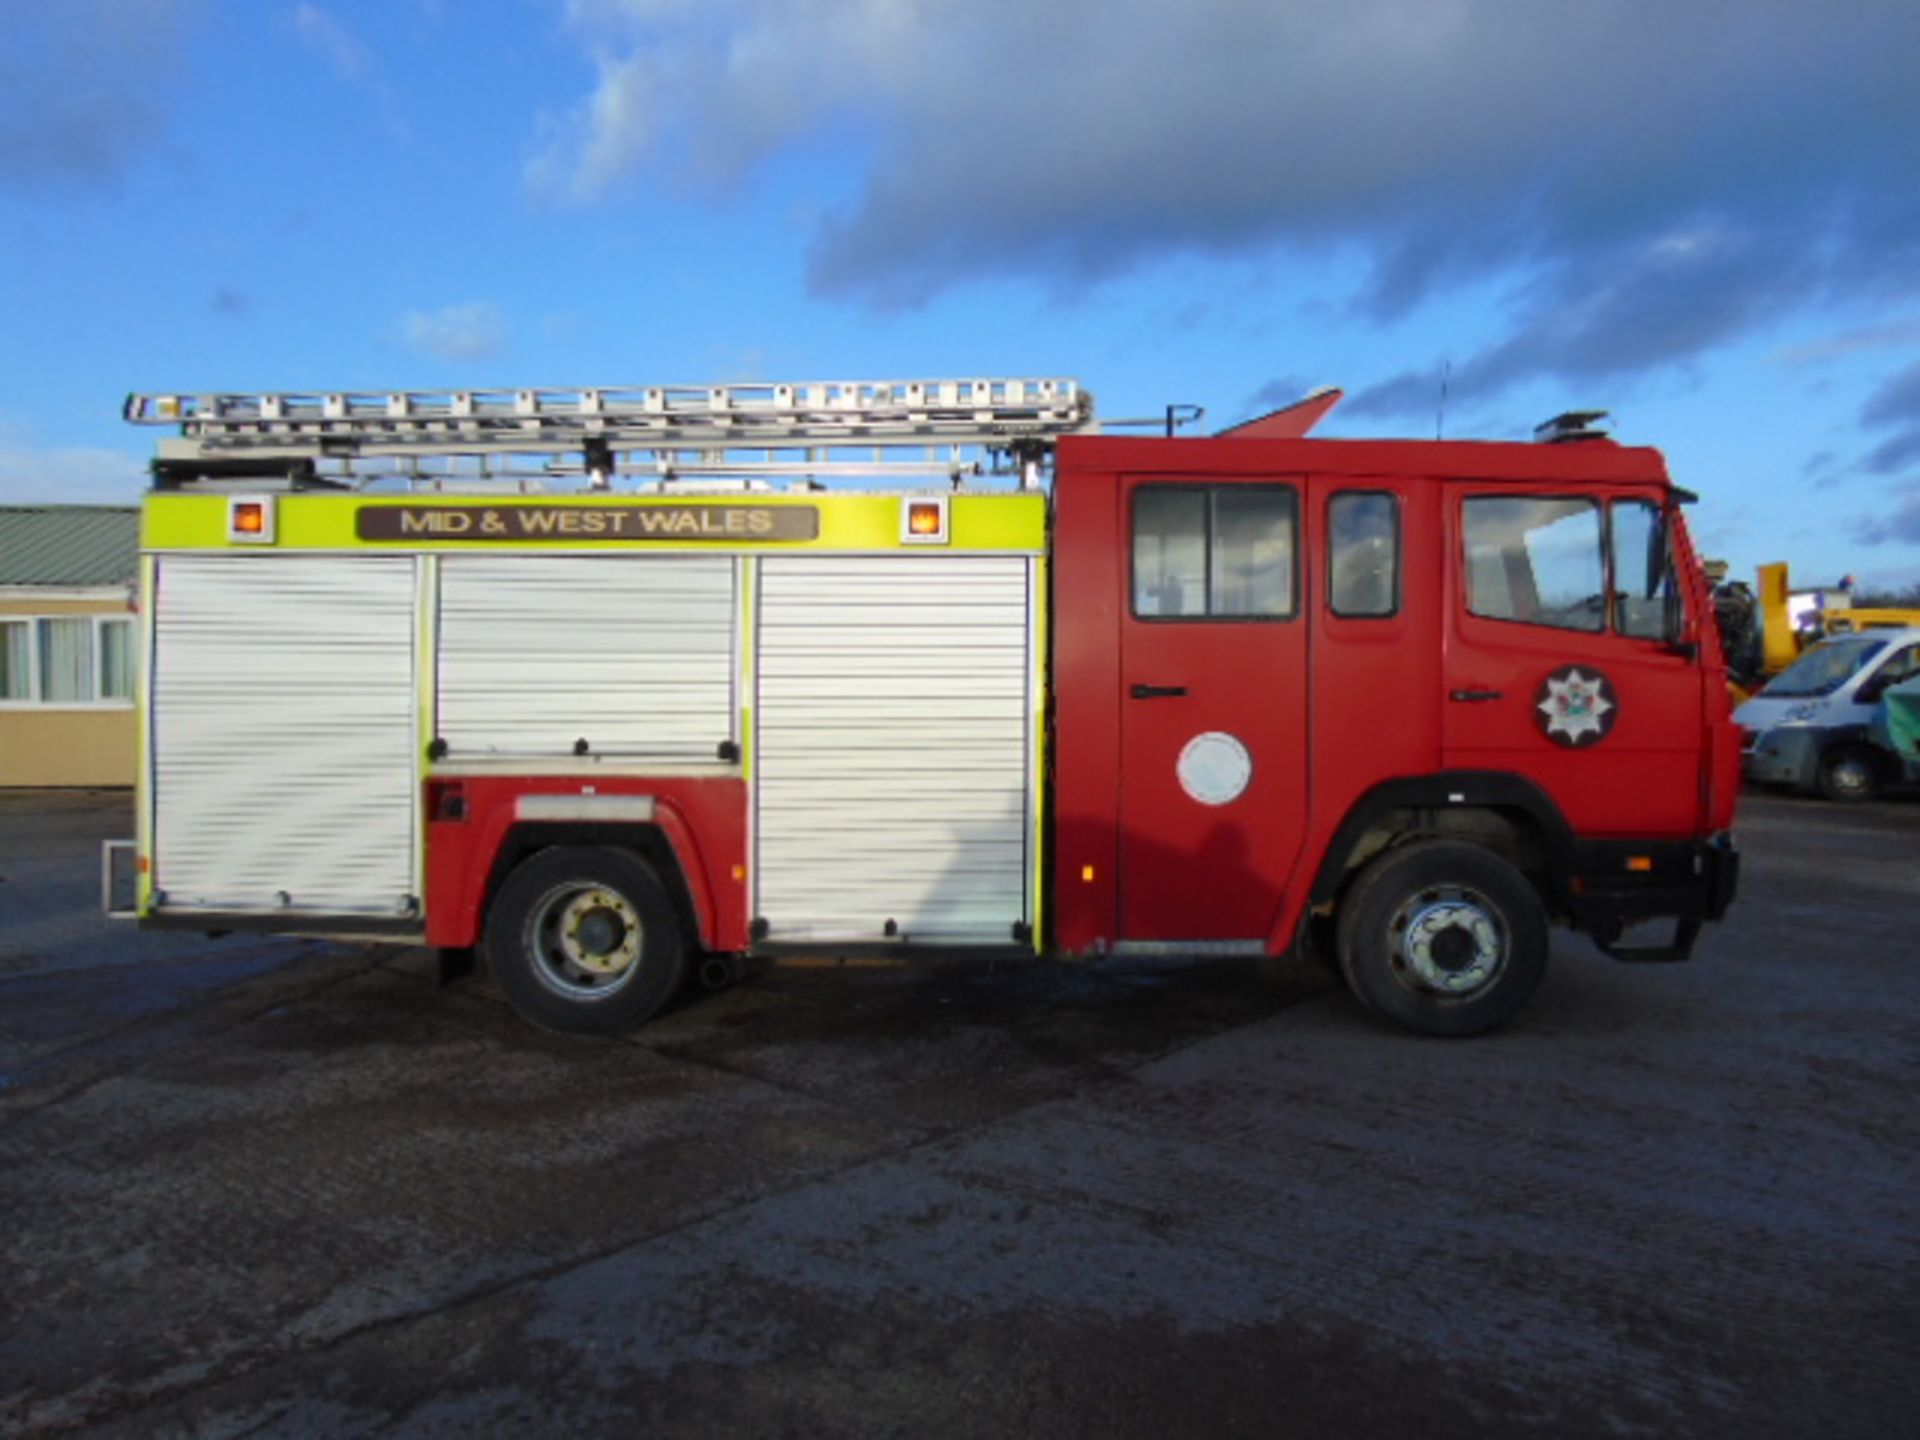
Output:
0,620,29,700
100,619,136,700
0,615,136,707
1132,485,1297,619
39,618,93,703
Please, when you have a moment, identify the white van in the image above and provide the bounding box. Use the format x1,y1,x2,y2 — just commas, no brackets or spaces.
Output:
1735,627,1920,799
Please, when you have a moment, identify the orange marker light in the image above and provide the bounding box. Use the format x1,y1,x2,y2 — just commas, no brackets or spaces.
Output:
1626,856,1653,872
901,496,949,544
228,495,276,543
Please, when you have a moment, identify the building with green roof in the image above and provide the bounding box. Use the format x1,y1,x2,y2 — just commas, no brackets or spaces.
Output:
1,506,140,786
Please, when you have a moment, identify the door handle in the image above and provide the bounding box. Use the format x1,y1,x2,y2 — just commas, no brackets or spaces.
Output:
1449,688,1503,703
1131,683,1188,700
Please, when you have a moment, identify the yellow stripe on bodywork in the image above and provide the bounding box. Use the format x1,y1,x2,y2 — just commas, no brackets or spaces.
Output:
143,491,1048,554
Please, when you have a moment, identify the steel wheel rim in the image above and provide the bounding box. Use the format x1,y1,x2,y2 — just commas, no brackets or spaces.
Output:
1387,884,1509,999
524,881,645,1001
1828,757,1870,796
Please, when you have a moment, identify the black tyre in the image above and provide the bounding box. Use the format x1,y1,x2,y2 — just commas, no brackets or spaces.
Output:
484,846,688,1034
1815,745,1881,803
1335,840,1548,1038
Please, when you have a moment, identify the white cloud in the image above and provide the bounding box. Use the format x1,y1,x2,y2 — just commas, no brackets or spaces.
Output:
1775,317,1920,369
283,4,415,141
527,51,657,203
527,0,925,204
0,429,149,505
289,3,368,80
528,0,1920,410
401,301,509,363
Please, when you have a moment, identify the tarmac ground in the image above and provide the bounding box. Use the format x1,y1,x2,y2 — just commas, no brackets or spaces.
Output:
0,787,1915,1438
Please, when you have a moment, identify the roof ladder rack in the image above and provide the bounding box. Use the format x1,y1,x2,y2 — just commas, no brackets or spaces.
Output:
126,378,1097,491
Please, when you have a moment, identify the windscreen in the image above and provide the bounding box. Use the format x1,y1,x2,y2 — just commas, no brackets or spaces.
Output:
1759,636,1886,697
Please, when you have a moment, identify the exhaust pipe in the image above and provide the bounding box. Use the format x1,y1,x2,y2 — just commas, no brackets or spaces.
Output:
698,955,735,992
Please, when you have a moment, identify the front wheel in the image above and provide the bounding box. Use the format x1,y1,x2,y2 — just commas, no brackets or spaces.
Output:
1335,840,1548,1038
484,846,689,1034
1815,745,1881,803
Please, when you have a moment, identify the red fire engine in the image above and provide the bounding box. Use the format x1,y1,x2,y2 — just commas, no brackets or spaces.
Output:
110,378,1740,1037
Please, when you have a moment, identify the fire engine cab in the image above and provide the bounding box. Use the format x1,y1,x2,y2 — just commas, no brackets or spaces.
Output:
109,378,1741,1037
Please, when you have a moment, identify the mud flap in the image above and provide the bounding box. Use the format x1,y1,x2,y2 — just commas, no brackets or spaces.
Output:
435,946,478,987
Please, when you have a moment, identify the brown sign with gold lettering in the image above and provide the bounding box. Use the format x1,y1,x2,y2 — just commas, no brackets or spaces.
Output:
355,504,821,543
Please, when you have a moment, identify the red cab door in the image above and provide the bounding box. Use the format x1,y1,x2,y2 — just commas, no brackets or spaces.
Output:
1442,487,1702,836
1117,477,1309,940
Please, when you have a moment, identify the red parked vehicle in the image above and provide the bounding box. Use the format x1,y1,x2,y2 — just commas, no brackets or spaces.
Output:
111,379,1740,1037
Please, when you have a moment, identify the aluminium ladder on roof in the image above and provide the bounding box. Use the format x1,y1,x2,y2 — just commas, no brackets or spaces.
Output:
126,378,1097,489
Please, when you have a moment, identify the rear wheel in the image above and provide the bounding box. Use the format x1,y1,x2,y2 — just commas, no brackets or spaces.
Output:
1815,745,1881,803
1336,840,1548,1038
484,846,688,1034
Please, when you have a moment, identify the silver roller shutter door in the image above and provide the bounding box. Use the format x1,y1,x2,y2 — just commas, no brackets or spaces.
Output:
436,555,736,760
151,555,418,915
755,556,1032,943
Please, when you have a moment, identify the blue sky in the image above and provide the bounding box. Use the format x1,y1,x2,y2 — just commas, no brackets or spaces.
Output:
4,0,1919,590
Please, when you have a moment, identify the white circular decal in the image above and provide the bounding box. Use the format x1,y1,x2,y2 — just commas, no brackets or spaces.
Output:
1177,731,1253,806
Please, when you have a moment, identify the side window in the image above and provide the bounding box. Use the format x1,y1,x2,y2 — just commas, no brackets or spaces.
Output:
0,619,28,700
1463,497,1604,632
1610,500,1677,641
1133,486,1296,619
1858,644,1920,703
99,619,136,701
0,616,136,705
1328,491,1400,617
37,618,95,704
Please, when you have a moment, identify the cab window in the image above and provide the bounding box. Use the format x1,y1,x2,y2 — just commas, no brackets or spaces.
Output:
1133,486,1296,619
1328,492,1400,617
1858,643,1920,703
1609,500,1679,641
1463,497,1604,631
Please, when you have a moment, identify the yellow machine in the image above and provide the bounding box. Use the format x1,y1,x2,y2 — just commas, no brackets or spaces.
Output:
1711,561,1920,703
1755,562,1920,672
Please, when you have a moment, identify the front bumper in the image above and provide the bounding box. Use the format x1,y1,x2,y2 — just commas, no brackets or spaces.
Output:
1565,833,1740,961
1743,725,1826,789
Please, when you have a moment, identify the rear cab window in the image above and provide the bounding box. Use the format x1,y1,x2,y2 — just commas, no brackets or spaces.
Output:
1132,485,1297,619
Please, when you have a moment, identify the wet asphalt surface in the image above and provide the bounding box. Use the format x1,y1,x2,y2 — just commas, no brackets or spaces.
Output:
0,789,1916,1438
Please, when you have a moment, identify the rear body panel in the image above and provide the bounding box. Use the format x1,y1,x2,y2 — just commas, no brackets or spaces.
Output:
136,490,1047,952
